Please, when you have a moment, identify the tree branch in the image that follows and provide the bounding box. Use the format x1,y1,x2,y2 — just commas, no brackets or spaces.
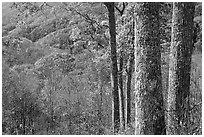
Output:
114,2,126,16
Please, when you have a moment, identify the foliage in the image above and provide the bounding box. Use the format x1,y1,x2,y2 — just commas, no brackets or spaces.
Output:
2,36,45,67
2,62,41,135
2,2,202,135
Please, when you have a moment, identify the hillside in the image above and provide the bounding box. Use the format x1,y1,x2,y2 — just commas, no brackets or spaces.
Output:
2,2,202,135
2,2,19,25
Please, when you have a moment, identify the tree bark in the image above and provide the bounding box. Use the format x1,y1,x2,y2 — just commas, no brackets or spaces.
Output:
22,98,26,135
50,76,54,133
134,3,163,135
119,51,125,129
104,2,120,133
126,18,135,128
98,67,103,135
166,2,195,135
126,49,134,127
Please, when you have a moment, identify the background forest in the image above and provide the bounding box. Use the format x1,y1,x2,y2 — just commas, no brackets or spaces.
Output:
2,2,202,135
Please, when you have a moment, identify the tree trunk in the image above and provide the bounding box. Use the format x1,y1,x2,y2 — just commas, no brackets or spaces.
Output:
104,2,120,133
119,51,125,129
98,67,103,135
134,3,163,135
22,98,26,135
126,18,135,128
166,2,195,135
49,73,56,133
50,77,54,133
126,49,134,127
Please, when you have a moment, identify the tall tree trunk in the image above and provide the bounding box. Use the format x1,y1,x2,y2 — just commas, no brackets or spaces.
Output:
166,2,195,135
50,77,54,133
118,9,126,130
49,73,56,133
126,18,135,127
119,51,125,129
22,98,26,135
104,2,120,133
134,3,163,135
126,49,134,127
98,67,103,135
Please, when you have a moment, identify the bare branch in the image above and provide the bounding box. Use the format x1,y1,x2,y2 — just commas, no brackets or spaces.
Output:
61,4,102,29
189,102,202,111
114,2,126,16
